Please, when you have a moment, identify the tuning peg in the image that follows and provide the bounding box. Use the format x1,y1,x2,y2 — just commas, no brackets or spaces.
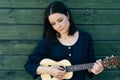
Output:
106,56,109,59
113,66,116,68
111,55,114,58
108,66,111,69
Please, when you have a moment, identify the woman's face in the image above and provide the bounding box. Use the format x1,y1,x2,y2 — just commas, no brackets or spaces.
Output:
48,13,70,35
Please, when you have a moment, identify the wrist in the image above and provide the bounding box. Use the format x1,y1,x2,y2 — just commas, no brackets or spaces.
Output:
36,66,50,74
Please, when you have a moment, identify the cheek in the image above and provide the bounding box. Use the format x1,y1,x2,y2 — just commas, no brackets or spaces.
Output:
52,26,56,30
63,19,70,27
52,25,58,31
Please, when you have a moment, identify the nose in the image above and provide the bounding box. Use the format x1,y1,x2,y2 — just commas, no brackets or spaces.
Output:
56,23,61,28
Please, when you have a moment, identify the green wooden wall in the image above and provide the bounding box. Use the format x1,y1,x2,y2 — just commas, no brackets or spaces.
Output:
0,0,120,80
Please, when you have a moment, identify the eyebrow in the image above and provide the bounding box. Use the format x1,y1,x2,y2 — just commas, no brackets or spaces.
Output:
50,17,63,23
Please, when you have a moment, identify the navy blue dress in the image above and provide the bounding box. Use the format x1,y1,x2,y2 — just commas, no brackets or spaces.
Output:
24,31,95,80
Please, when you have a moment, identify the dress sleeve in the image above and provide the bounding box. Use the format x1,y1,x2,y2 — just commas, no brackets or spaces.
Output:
24,38,50,79
86,34,96,79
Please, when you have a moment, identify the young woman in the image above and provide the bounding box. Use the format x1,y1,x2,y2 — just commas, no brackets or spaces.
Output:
24,1,103,80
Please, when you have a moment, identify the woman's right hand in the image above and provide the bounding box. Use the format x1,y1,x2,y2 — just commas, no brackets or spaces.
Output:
37,66,66,80
47,66,66,80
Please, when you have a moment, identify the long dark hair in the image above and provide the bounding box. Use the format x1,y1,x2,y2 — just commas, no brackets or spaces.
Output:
43,1,77,41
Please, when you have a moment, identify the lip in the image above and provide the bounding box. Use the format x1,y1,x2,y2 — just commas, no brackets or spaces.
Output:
58,28,64,31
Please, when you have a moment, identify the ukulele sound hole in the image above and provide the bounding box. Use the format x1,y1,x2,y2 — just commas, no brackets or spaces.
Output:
48,65,51,67
51,75,54,78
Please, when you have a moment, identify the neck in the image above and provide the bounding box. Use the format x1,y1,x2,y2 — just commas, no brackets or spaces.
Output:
60,33,69,39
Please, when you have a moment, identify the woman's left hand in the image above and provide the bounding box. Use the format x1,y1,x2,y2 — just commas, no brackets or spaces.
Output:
89,59,104,75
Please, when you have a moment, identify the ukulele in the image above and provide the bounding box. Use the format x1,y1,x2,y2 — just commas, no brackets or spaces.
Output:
40,56,119,80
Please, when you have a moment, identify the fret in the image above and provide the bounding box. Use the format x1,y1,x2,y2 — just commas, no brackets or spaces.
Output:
66,63,94,72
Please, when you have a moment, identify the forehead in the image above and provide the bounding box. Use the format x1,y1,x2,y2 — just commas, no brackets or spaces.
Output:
48,13,66,22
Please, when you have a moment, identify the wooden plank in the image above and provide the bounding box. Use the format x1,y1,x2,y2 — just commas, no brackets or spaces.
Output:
0,70,41,80
0,9,120,24
0,71,119,80
0,41,120,55
73,10,120,24
94,41,120,55
77,25,120,40
0,25,43,40
87,71,120,80
0,25,120,40
0,56,27,70
0,9,44,24
0,56,119,70
0,41,38,55
0,0,120,9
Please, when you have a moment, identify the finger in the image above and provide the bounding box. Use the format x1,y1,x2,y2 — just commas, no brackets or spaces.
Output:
90,61,104,75
56,75,63,79
96,59,102,64
58,71,65,76
94,63,103,74
58,71,65,75
57,78,63,80
91,68,101,75
97,59,102,62
92,63,102,73
91,64,98,74
58,73,64,77
58,66,65,71
91,69,98,75
93,63,100,71
96,59,104,70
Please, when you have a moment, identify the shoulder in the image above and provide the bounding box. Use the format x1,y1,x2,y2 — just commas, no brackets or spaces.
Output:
37,37,51,47
78,30,92,39
40,37,49,43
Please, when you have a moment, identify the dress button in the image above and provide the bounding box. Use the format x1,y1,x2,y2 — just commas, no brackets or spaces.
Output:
68,46,71,49
69,54,71,56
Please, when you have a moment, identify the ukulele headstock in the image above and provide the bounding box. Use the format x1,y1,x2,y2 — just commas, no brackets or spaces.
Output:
102,55,119,68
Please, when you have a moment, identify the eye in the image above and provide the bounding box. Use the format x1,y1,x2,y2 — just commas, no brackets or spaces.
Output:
51,22,56,25
58,18,63,22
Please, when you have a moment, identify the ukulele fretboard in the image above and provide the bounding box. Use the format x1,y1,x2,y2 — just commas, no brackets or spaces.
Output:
66,63,94,72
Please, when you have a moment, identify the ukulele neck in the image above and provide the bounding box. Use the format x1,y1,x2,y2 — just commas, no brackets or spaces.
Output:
66,63,94,72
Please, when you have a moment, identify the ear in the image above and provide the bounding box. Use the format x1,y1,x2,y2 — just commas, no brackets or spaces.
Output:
67,11,70,19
